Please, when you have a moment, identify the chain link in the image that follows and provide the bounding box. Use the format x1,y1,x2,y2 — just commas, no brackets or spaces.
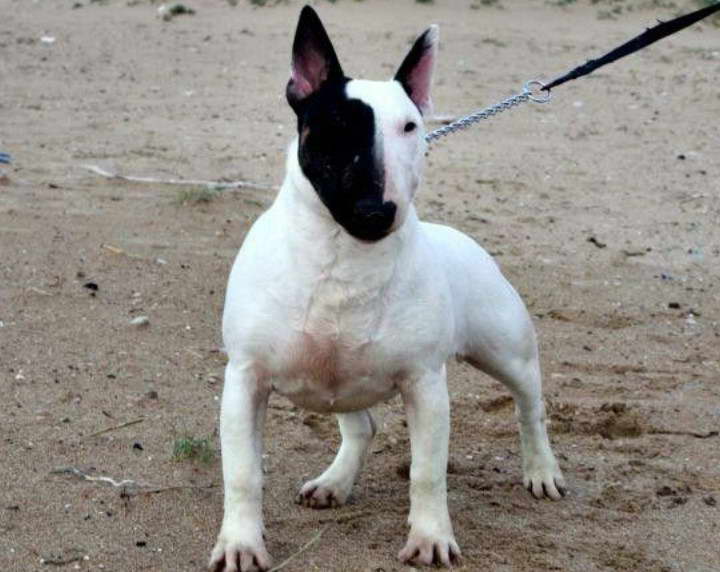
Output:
424,80,551,144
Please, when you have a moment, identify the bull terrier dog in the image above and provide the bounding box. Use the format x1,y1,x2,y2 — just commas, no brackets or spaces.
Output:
209,6,565,571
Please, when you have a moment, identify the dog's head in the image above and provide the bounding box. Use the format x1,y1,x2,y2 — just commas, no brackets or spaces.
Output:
287,6,437,242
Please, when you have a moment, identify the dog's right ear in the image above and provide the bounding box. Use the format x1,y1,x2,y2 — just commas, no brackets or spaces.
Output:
286,6,344,111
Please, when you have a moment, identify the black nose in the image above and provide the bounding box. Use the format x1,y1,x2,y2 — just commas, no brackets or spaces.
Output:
349,200,397,241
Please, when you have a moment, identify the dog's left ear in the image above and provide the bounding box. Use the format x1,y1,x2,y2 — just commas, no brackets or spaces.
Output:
287,6,345,111
394,25,438,117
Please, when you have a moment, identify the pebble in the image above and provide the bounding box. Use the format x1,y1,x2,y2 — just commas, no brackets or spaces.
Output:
130,316,150,327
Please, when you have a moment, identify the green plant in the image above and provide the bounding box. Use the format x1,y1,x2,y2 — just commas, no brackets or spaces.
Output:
172,435,216,463
481,37,507,47
175,186,220,205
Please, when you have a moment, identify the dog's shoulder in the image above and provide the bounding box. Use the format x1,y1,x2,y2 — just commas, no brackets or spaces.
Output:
417,220,504,290
419,221,490,262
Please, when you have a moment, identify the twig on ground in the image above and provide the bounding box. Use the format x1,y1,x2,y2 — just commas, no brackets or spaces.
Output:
101,243,145,260
319,510,372,524
268,525,328,572
85,417,144,438
81,164,275,191
649,429,718,439
139,483,217,495
27,286,52,296
51,467,215,496
40,549,86,567
52,467,138,488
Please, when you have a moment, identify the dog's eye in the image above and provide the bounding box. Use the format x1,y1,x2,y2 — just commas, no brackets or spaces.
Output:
403,121,417,134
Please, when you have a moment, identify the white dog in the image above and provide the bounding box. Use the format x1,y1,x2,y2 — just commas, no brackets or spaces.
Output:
209,6,565,571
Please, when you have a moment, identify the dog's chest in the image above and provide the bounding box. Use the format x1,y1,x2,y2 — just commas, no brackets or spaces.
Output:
271,258,403,412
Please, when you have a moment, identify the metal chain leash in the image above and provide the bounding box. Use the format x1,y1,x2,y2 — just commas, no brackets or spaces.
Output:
421,3,720,145
424,80,551,144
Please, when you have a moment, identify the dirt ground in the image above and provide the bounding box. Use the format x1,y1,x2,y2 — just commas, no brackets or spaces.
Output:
1,1,719,570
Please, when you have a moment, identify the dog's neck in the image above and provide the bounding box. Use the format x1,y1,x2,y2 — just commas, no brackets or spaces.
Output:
276,138,418,279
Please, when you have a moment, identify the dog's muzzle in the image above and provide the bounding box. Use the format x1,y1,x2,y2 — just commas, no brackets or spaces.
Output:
347,199,397,242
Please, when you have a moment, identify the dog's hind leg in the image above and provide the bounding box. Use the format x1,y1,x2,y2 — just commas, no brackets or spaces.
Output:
296,409,376,508
464,301,566,500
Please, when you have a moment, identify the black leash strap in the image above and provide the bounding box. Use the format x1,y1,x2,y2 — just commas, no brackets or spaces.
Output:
543,2,720,91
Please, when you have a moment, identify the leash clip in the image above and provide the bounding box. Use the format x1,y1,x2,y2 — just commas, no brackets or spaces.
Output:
524,80,551,104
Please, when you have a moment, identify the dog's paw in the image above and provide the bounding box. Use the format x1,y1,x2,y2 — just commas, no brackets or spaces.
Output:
208,533,271,572
523,460,567,500
295,479,349,509
398,527,461,568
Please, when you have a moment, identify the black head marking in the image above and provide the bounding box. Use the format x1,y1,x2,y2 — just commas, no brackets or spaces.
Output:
296,82,395,242
287,7,396,242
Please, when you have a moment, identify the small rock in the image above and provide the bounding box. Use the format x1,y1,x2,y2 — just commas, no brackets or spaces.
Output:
146,390,159,399
158,3,195,21
132,442,144,451
396,462,410,481
587,236,607,249
668,302,681,309
704,495,717,507
130,316,150,327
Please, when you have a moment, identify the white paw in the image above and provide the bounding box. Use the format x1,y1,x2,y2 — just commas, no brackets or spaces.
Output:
208,530,271,572
398,526,461,568
523,454,567,500
295,478,350,509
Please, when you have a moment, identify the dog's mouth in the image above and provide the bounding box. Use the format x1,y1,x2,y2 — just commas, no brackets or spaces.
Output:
342,199,397,242
346,227,393,243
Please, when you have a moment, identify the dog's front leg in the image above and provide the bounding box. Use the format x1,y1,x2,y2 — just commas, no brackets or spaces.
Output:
398,366,461,567
209,361,271,572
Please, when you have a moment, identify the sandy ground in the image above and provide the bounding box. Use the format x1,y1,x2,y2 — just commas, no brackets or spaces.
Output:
1,1,719,570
